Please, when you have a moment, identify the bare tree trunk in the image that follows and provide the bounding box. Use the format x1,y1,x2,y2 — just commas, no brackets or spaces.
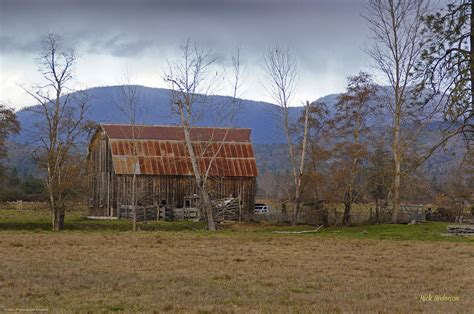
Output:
52,206,65,231
343,155,359,225
48,169,65,231
200,185,216,231
292,101,309,226
342,192,351,225
293,182,301,226
471,1,474,125
180,105,216,231
392,103,402,223
392,151,401,223
59,209,65,229
52,208,60,231
132,171,137,231
375,198,380,224
48,172,56,230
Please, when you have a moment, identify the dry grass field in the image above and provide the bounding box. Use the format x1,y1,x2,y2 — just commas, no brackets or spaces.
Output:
0,210,473,312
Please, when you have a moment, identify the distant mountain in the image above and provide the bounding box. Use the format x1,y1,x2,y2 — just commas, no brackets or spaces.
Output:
13,85,448,145
8,85,464,180
14,85,303,145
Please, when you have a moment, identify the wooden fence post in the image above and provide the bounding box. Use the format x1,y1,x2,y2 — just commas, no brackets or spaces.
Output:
239,195,242,222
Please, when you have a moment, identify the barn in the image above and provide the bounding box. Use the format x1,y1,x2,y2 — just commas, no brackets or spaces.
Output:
87,124,258,219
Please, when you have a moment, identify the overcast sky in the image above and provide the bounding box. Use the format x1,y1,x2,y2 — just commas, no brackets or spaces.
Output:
0,0,374,110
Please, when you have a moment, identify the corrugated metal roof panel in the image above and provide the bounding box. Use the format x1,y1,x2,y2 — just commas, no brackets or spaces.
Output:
112,156,258,177
156,157,165,174
104,124,257,177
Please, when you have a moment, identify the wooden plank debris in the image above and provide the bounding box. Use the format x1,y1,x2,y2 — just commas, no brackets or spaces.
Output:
213,197,241,222
446,225,474,236
272,225,324,234
86,216,118,220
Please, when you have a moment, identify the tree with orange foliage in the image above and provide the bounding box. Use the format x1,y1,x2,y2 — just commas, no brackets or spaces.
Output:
331,72,379,225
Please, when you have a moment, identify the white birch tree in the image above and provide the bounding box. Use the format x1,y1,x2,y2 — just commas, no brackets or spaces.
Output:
164,41,243,230
364,0,430,223
115,71,143,231
263,45,310,226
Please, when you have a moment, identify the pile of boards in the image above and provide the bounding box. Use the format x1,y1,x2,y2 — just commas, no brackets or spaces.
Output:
213,197,241,222
446,225,474,236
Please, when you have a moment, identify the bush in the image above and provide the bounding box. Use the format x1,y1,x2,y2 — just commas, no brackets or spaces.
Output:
0,188,24,202
0,177,47,202
432,207,458,222
20,178,46,196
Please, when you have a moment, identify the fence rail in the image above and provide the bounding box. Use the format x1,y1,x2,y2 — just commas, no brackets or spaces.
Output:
0,201,43,211
119,205,158,222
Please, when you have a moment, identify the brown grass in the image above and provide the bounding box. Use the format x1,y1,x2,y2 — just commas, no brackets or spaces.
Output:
0,231,473,313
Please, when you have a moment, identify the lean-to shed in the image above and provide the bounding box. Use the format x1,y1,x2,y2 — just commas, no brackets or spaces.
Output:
87,124,258,218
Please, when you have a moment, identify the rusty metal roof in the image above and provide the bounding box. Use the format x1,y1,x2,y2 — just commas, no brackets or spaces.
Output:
101,124,257,177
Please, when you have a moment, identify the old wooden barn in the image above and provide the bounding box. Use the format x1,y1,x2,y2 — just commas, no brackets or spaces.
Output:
87,124,258,219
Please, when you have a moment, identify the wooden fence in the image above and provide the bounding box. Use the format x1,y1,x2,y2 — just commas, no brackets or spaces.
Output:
160,207,200,221
118,196,241,223
119,205,158,222
0,201,87,212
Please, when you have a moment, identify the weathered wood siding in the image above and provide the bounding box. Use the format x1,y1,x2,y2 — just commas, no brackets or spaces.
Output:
88,130,115,217
112,175,256,219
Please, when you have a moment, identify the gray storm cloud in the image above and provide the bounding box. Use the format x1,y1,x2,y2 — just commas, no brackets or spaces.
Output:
1,0,368,58
1,0,371,108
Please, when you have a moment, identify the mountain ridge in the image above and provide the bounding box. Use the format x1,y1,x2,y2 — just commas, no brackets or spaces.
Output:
14,85,304,144
13,84,444,145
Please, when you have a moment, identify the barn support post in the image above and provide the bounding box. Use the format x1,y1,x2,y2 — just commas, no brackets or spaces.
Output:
107,172,110,216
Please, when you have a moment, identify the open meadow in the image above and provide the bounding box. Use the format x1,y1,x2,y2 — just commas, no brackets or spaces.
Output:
0,209,473,312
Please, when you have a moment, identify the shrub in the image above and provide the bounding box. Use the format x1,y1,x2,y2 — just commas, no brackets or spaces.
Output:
432,207,457,222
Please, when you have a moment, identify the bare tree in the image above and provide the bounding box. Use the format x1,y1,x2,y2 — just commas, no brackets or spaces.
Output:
164,40,243,231
24,34,90,231
263,45,310,226
115,71,143,231
364,0,430,223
